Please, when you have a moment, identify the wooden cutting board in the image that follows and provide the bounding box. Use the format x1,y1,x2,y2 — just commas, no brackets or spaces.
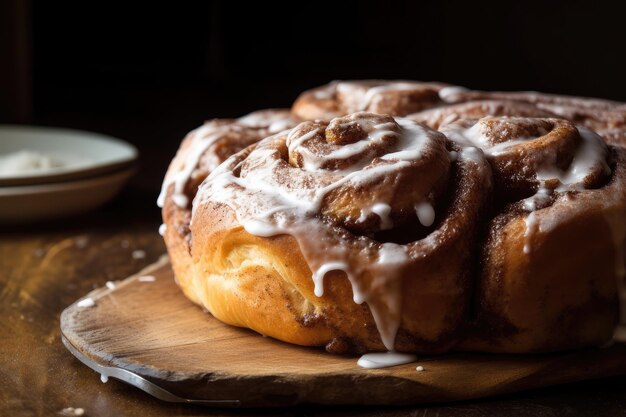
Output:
60,256,626,408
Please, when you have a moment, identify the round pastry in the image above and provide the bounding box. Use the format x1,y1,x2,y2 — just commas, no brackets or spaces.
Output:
158,109,300,304
292,80,450,121
189,112,492,354
440,117,626,352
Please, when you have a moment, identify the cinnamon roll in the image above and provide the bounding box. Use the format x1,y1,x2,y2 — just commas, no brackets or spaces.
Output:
158,109,300,303
159,83,626,357
189,112,492,353
440,117,626,352
292,80,450,121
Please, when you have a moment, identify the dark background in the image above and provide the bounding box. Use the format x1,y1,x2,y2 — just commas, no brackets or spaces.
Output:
2,0,626,191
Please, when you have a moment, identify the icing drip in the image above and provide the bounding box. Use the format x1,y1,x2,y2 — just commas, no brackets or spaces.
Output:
158,223,167,236
444,118,610,255
157,110,297,209
157,124,234,208
193,115,454,351
335,81,435,113
523,211,538,254
77,298,95,308
523,127,609,253
362,83,420,109
357,352,418,369
312,262,351,298
371,203,393,230
238,111,295,134
415,201,435,227
438,86,469,103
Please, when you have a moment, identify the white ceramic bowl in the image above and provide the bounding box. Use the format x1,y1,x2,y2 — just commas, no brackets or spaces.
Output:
0,167,136,224
0,125,138,186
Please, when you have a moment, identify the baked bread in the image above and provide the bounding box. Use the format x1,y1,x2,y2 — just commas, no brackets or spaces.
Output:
160,83,626,355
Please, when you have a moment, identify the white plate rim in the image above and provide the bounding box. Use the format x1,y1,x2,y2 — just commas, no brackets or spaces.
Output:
0,166,136,197
0,125,138,185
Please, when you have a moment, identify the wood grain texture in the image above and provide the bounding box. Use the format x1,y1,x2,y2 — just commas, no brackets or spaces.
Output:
61,258,626,408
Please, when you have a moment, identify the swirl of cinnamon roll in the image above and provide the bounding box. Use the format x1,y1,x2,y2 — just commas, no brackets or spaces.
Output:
189,112,492,353
158,109,300,302
441,117,626,352
442,117,611,201
438,86,626,147
292,80,451,121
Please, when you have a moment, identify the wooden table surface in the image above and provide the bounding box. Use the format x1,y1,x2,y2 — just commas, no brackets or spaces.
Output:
2,187,626,417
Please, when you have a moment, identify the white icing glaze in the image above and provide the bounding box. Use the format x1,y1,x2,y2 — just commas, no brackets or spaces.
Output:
438,86,469,103
77,298,95,308
335,81,427,113
312,262,350,298
105,281,116,290
238,111,294,134
157,124,233,208
158,223,167,236
415,201,435,227
522,127,609,253
371,203,393,230
445,119,611,256
540,128,609,190
100,374,109,383
362,83,419,108
60,407,85,416
357,352,418,369
458,146,484,164
243,219,281,237
523,211,538,255
444,120,545,157
158,111,297,209
416,365,425,372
